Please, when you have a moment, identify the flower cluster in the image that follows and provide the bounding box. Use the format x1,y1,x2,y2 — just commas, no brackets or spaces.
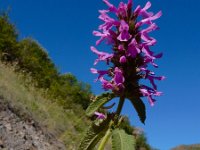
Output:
91,0,165,106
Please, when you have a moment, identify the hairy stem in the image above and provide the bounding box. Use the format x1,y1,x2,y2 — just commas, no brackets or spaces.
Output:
97,97,125,150
116,96,125,116
97,129,112,150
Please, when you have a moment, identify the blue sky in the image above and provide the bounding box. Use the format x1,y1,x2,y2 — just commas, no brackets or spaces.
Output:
1,0,200,149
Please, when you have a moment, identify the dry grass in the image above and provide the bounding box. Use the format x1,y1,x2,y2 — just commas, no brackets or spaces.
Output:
0,62,89,148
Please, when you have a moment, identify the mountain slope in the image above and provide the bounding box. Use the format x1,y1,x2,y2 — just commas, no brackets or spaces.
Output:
171,144,200,150
0,100,65,150
0,62,89,149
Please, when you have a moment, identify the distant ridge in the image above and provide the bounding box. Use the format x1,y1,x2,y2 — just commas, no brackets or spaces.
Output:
171,144,200,150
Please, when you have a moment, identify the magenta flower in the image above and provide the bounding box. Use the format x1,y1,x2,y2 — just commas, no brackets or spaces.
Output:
117,20,132,41
90,68,109,82
118,44,125,51
113,67,124,85
93,30,109,45
113,67,125,91
147,75,165,90
127,39,141,58
90,46,113,65
136,11,162,28
140,85,162,106
117,2,128,17
93,29,117,45
98,10,119,31
134,1,153,18
90,0,164,106
94,112,106,119
99,77,114,91
103,0,118,13
98,67,125,92
119,56,127,63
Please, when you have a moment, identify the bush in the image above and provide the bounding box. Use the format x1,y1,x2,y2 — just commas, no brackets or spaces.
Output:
0,13,19,62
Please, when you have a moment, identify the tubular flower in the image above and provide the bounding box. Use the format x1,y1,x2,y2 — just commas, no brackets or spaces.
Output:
91,0,164,106
94,112,106,119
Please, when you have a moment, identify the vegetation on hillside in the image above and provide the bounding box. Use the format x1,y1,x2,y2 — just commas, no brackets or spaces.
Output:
0,62,89,149
0,12,91,108
0,12,152,149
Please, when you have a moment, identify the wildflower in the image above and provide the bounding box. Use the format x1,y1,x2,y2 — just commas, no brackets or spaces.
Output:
117,20,132,41
90,46,113,65
91,0,164,106
90,68,109,82
94,112,106,119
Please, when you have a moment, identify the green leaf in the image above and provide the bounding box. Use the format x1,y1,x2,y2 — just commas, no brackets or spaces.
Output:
112,129,135,150
129,97,146,124
86,92,115,117
78,116,112,150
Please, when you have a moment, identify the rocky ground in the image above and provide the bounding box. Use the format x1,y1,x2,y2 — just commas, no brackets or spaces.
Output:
0,100,66,150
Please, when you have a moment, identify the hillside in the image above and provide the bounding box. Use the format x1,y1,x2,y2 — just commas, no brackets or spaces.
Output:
171,144,200,150
0,13,91,149
0,62,89,149
0,100,65,149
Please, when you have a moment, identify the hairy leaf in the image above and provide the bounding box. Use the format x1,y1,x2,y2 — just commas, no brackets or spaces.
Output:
112,129,135,150
86,92,115,117
78,115,112,150
129,97,146,124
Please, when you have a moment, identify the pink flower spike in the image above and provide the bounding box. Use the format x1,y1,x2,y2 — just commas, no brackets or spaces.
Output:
90,0,164,108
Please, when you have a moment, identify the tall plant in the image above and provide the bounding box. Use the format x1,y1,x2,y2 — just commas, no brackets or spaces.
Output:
79,0,164,149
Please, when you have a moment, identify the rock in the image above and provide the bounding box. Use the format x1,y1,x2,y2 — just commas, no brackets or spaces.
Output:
0,139,4,148
5,123,12,131
0,101,66,150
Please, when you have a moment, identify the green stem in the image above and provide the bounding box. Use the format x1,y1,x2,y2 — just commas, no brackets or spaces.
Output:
116,96,125,116
97,97,125,150
97,129,112,150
